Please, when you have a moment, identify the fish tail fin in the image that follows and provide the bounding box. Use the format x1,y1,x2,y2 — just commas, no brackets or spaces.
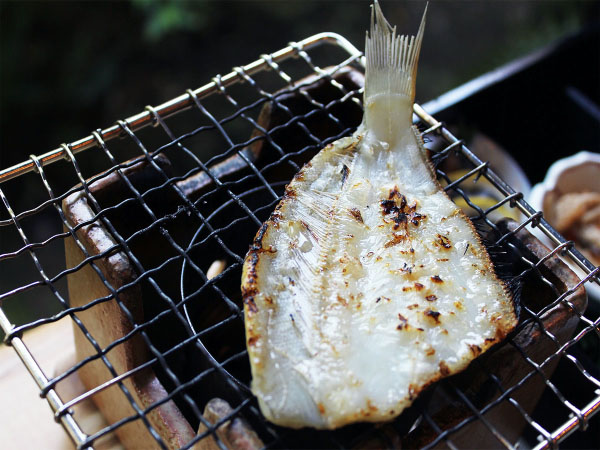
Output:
365,1,426,103
364,1,427,139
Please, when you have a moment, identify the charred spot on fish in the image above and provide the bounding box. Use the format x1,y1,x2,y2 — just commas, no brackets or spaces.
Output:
416,327,425,332
495,327,508,341
411,213,424,226
270,210,282,222
426,295,438,302
381,190,425,230
349,208,363,223
284,185,297,198
426,348,435,356
361,409,373,418
376,297,382,303
288,277,296,286
469,344,482,356
400,194,407,210
393,213,408,230
402,283,423,292
439,361,450,376
248,335,260,346
337,295,348,306
438,258,449,262
407,304,419,310
381,199,397,215
485,337,496,344
318,403,326,415
436,234,452,249
381,191,425,231
253,222,270,248
424,309,441,324
244,296,258,314
341,164,350,186
244,268,257,286
246,251,263,281
399,263,414,274
397,314,408,330
388,186,401,200
384,233,406,248
241,281,258,297
431,275,443,284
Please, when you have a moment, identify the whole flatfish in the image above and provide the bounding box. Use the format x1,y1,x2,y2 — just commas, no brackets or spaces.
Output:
241,1,517,429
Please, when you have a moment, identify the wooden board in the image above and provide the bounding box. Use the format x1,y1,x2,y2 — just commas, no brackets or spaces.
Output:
0,318,121,449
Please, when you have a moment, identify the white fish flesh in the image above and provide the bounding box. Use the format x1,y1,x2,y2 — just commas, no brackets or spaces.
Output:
241,1,517,430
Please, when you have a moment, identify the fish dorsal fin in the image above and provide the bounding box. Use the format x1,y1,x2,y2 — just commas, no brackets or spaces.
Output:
364,1,427,142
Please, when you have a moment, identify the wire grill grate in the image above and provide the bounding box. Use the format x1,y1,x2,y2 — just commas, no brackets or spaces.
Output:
1,33,599,450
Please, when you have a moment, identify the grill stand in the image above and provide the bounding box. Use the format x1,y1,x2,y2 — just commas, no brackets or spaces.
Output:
63,156,195,449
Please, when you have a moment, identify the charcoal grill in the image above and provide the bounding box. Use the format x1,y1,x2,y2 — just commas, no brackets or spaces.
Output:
1,29,599,450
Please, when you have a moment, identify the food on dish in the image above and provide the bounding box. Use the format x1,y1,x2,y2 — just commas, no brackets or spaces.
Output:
530,151,600,269
545,191,600,266
241,1,517,429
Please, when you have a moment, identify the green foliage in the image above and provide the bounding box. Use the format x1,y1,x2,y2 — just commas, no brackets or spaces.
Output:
132,0,207,41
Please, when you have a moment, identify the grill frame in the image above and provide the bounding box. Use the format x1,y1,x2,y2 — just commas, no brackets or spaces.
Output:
0,32,599,450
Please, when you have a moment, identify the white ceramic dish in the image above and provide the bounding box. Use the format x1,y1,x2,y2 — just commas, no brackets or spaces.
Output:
528,151,600,303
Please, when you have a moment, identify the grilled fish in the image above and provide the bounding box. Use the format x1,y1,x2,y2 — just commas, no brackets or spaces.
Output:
241,1,517,429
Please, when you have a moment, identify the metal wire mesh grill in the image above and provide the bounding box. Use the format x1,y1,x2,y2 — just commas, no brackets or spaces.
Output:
1,33,599,450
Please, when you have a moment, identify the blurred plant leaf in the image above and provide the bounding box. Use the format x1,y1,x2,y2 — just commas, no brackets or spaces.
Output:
132,0,206,41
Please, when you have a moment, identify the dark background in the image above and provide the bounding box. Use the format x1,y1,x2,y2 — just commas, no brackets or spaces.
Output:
2,0,598,171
